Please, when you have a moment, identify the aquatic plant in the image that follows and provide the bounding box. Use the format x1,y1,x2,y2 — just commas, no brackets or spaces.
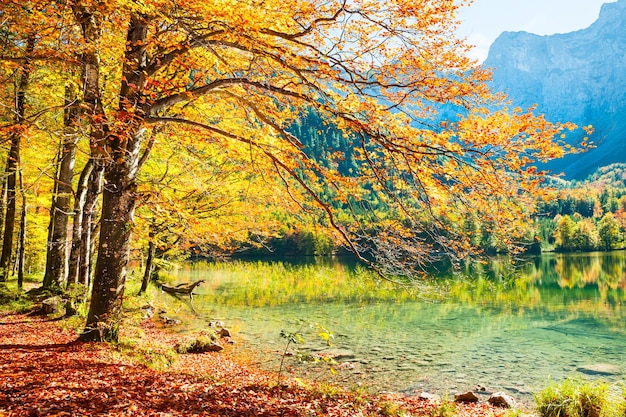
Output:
535,378,610,417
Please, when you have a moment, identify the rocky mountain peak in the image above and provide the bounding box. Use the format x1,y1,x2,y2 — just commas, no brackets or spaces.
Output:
484,0,626,179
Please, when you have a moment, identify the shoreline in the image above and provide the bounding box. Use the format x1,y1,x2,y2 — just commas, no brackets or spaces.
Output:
0,311,515,416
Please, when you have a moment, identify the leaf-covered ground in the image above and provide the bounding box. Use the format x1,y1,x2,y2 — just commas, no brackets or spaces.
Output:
0,313,511,416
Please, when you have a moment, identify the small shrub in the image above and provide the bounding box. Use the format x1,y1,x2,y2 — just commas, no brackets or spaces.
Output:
379,400,402,417
535,378,609,417
315,382,342,398
350,383,369,406
0,284,33,313
536,380,575,417
577,380,607,417
135,347,178,370
431,398,455,417
114,340,178,370
175,333,220,354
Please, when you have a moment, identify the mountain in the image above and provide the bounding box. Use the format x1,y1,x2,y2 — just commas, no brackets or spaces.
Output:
484,0,626,179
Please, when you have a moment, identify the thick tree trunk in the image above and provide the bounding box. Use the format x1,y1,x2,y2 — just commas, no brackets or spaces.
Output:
78,13,148,342
43,85,80,289
79,162,137,342
0,37,34,282
67,160,93,286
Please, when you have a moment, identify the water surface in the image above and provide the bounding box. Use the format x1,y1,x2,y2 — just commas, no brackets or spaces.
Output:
160,252,626,403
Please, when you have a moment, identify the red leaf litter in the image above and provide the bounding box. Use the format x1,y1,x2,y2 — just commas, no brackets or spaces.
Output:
0,313,510,416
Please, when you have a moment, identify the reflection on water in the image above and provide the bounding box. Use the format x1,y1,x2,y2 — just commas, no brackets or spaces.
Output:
161,252,626,403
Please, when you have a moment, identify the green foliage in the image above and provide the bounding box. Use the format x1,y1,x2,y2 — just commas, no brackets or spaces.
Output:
551,211,624,253
535,163,626,253
598,213,622,250
280,227,335,256
175,333,218,354
535,380,577,417
535,378,611,417
621,385,626,417
278,320,336,384
313,382,343,398
0,283,33,312
292,111,360,178
116,341,179,370
379,400,402,416
242,225,337,257
186,261,425,308
431,397,456,417
555,215,577,252
278,321,306,384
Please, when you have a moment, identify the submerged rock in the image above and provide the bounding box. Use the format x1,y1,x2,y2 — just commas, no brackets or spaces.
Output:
488,392,516,408
576,364,621,376
320,349,355,360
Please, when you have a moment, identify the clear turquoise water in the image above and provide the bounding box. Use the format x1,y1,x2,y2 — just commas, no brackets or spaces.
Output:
160,252,626,404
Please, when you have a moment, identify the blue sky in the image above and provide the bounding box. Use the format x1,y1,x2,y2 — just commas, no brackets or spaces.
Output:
457,0,611,62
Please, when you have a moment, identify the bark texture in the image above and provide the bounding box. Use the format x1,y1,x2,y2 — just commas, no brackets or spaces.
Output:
79,162,137,342
43,102,79,288
67,159,93,286
79,14,148,342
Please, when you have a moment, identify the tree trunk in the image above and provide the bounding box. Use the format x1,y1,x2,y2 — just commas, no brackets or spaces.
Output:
78,164,103,287
71,4,108,290
78,13,148,342
0,36,35,282
17,169,26,289
67,159,93,286
0,178,6,246
79,161,138,342
43,148,60,281
0,140,18,282
87,220,100,286
138,231,156,295
43,84,80,289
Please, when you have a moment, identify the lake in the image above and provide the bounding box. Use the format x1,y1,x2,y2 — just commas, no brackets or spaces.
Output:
159,252,626,404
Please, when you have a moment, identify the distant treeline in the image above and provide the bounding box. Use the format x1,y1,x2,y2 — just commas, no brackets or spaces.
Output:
537,163,626,252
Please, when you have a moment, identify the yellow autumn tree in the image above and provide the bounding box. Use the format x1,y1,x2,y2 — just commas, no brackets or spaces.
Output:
133,123,305,294
1,0,580,341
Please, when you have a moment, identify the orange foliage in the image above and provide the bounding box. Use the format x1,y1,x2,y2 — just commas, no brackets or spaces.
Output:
0,0,583,339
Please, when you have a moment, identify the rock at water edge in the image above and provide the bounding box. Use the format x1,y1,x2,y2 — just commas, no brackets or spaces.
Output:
419,392,441,403
454,391,479,403
488,392,516,408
